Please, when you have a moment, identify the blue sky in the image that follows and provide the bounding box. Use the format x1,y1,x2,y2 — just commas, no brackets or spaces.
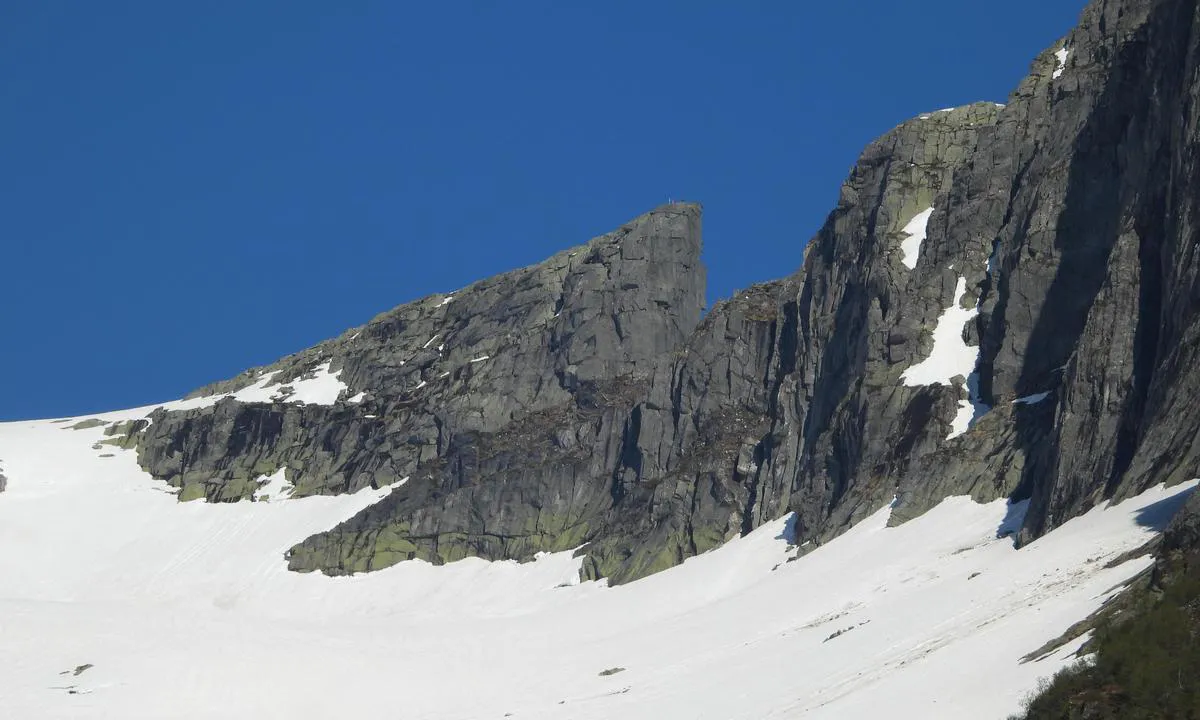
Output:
1,1,1086,420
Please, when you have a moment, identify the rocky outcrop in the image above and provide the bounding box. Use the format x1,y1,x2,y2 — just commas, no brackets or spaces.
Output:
939,0,1200,543
283,98,1011,583
771,0,1200,549
133,205,716,576
125,0,1200,585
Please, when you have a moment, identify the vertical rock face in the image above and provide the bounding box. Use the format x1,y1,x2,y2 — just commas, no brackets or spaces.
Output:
928,0,1200,542
126,0,1200,584
788,0,1200,545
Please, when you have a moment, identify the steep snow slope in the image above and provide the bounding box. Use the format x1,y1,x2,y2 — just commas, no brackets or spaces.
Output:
1,407,1194,719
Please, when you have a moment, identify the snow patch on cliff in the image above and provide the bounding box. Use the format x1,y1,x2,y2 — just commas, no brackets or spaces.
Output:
270,362,349,405
899,207,934,270
252,468,294,502
121,361,358,416
902,272,992,439
902,277,979,388
1053,46,1070,79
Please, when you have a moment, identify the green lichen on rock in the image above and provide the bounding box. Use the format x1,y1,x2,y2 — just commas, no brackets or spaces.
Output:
288,507,601,577
91,419,149,451
178,483,207,502
208,475,262,503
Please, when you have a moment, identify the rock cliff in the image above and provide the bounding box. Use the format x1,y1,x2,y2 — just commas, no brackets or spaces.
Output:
121,0,1200,585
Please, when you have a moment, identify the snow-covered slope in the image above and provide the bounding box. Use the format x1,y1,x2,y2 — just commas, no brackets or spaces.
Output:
1,407,1194,719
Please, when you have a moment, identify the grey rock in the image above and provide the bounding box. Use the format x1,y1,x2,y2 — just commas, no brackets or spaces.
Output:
132,205,713,576
942,0,1200,543
828,0,1200,546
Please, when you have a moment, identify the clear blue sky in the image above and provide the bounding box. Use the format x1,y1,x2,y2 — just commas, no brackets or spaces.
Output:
1,1,1086,420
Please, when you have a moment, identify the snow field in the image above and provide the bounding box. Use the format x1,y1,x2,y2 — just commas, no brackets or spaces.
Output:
0,412,1194,719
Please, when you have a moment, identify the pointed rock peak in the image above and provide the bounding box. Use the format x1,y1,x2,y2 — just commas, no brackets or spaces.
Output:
604,202,703,261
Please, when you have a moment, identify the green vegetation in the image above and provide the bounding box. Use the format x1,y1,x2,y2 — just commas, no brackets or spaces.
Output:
1012,575,1200,719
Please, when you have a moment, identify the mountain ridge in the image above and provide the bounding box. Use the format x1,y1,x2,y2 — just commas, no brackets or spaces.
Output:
64,0,1200,592
12,1,1200,716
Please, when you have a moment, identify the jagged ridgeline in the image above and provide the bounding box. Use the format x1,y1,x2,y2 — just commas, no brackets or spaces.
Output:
121,0,1200,586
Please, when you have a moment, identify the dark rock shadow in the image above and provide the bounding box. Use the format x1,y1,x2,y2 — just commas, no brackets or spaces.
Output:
1009,0,1192,542
1133,483,1199,531
997,498,1031,541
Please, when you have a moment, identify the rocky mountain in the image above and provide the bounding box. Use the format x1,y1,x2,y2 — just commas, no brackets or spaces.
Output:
100,0,1200,594
12,0,1200,717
